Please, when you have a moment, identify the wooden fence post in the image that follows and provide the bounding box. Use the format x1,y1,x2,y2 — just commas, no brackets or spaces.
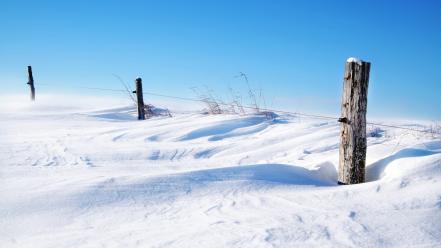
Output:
338,58,371,185
27,66,35,101
133,77,145,120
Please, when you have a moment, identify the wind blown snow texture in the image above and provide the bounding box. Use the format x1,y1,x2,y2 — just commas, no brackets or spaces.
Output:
0,98,440,247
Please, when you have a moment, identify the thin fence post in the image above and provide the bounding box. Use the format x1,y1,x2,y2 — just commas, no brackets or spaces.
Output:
338,58,370,185
27,66,35,101
133,77,145,120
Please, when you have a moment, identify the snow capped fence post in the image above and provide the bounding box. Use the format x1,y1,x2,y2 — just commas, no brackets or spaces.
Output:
338,58,370,185
27,66,35,101
133,77,146,120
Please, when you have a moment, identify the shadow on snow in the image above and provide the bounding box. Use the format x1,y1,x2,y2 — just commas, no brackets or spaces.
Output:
366,142,441,182
76,163,338,208
179,116,275,141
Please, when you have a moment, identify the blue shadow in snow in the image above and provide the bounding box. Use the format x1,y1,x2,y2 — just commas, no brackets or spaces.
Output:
179,116,274,141
76,163,338,208
88,106,136,122
366,148,440,181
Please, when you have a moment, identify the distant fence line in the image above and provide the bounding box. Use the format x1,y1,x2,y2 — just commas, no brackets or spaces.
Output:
36,83,441,136
25,61,441,185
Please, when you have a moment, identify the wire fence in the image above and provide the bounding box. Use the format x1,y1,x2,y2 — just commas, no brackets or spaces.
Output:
36,83,441,136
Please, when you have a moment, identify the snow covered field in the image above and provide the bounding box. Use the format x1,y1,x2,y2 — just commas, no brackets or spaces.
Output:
1,96,440,247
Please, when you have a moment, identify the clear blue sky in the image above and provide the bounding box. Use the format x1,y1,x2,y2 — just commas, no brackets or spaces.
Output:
1,0,440,120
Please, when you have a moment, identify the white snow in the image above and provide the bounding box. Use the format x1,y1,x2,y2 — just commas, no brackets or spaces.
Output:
1,96,440,247
347,57,363,65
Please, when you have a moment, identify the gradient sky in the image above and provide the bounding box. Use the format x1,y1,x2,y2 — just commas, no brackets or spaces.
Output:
1,0,440,120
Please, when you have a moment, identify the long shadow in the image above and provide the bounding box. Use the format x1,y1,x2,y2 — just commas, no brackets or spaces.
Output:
366,148,440,181
87,106,172,122
179,116,276,141
75,163,337,208
87,106,136,122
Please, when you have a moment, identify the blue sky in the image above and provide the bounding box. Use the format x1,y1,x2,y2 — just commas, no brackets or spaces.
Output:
1,0,440,119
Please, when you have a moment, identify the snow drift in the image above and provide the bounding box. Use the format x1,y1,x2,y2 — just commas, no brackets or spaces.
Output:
0,98,440,247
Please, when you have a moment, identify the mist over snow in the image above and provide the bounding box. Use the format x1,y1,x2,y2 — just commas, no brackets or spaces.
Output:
1,97,440,247
0,93,204,114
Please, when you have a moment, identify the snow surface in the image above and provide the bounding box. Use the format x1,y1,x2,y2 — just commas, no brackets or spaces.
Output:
1,97,441,247
347,57,363,65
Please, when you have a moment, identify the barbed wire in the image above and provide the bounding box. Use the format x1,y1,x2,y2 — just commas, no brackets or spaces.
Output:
36,84,441,136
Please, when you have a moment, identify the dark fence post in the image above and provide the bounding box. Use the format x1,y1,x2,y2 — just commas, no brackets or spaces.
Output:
27,66,35,101
338,58,371,185
133,77,145,120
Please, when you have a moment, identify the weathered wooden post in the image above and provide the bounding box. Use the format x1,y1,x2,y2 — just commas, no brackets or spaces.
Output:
338,58,370,185
133,77,145,120
27,66,35,101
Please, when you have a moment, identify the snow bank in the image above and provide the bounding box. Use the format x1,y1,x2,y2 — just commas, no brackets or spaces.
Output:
1,104,440,247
